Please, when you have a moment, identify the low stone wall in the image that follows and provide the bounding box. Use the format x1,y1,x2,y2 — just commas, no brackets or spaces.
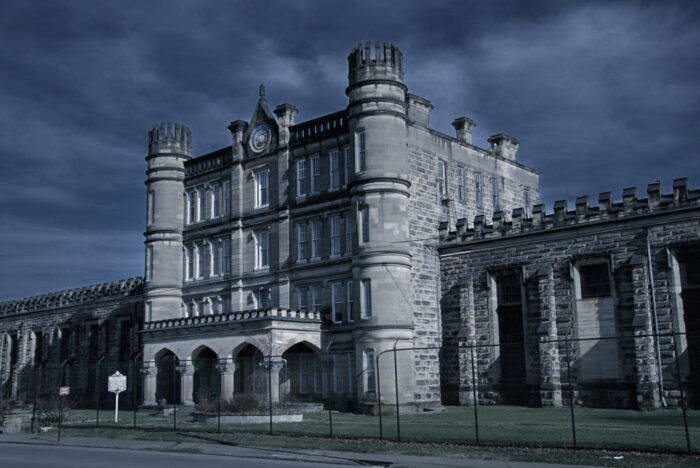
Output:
192,413,303,424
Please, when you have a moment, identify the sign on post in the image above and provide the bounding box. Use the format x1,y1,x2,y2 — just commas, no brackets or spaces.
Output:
108,371,127,423
59,386,70,396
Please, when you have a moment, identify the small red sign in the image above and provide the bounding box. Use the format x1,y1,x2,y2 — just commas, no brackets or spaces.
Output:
59,386,70,396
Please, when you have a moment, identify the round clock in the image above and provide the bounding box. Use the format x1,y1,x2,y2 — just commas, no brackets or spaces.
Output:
249,124,272,153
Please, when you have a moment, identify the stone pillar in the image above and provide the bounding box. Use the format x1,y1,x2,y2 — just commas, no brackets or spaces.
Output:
216,359,236,403
267,359,286,404
630,255,661,409
535,266,562,407
458,276,478,405
177,363,195,405
141,364,157,406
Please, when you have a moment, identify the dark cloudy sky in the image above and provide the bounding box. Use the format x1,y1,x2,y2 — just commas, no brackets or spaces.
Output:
1,0,699,301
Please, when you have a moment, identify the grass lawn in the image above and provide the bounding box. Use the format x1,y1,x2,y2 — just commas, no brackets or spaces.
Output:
58,405,700,465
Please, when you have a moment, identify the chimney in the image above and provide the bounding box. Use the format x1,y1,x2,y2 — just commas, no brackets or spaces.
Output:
488,133,519,161
451,117,476,144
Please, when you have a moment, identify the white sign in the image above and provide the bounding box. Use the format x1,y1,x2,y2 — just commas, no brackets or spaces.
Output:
59,386,70,396
108,371,127,393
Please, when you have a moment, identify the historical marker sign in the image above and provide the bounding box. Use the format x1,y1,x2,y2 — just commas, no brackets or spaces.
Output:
108,371,127,422
59,386,70,396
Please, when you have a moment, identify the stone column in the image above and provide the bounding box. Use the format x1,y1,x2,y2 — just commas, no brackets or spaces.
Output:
177,363,195,405
216,359,236,403
267,359,286,404
630,255,661,409
535,266,562,407
141,364,158,406
458,276,478,405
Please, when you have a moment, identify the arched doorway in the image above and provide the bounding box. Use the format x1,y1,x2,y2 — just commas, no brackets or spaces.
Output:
282,343,320,401
193,346,219,403
155,349,180,405
234,344,264,396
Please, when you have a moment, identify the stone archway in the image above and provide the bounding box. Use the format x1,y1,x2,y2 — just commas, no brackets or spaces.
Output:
192,346,219,404
155,349,180,405
234,344,264,396
282,342,321,401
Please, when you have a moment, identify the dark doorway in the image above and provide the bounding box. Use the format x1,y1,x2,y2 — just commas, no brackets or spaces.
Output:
496,272,527,404
155,350,180,405
234,344,264,396
681,253,700,406
193,347,219,403
282,343,320,401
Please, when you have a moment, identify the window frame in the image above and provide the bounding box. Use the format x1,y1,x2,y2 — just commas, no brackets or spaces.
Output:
311,219,322,260
255,229,270,269
254,168,270,208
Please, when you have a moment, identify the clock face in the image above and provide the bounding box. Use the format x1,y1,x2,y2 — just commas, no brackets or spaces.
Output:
249,124,272,153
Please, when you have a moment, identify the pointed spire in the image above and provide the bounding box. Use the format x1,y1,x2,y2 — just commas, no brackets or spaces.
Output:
259,84,266,98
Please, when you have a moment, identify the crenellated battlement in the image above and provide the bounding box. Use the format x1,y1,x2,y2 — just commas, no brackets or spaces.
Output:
348,41,404,85
148,122,191,157
439,179,700,244
0,277,144,317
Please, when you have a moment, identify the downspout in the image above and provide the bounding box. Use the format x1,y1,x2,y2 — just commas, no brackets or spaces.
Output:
647,229,667,407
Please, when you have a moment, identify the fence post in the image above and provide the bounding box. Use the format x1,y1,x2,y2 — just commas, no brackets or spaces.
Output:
393,346,400,443
470,344,479,444
268,356,273,436
95,357,104,427
31,367,38,433
172,363,177,432
377,352,383,440
672,329,691,452
217,393,221,434
564,336,577,448
326,352,333,438
132,354,141,430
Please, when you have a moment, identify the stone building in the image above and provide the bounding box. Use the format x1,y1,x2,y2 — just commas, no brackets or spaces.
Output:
3,41,695,412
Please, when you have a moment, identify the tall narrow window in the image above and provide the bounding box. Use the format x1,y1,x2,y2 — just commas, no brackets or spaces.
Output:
146,246,153,281
187,302,195,317
579,263,611,298
330,215,341,256
437,160,447,200
212,183,220,217
457,167,465,203
297,222,307,261
147,191,155,226
475,172,483,209
329,150,340,190
186,246,194,280
197,301,205,316
361,279,372,318
360,207,370,243
223,238,231,274
523,189,531,217
492,177,500,211
255,230,270,268
332,282,344,323
34,331,43,366
255,169,269,208
298,287,309,311
146,302,152,322
296,159,307,197
347,280,354,322
223,297,231,313
364,349,376,395
343,147,351,185
223,180,231,216
256,289,270,309
356,130,366,172
197,244,205,278
311,155,321,194
198,187,205,221
212,241,219,276
344,213,353,254
311,220,322,259
312,285,322,312
188,191,196,223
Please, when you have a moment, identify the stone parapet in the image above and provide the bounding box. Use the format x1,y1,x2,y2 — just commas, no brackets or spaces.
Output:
143,308,321,330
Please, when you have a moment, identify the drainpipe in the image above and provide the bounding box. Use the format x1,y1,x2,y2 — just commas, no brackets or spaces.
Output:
647,229,667,407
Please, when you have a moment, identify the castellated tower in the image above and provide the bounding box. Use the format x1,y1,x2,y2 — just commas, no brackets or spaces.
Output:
144,123,191,322
347,43,417,405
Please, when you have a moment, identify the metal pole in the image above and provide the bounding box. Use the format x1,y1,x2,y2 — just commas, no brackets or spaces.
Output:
31,368,38,433
672,328,691,452
393,346,400,443
57,394,64,443
95,358,104,427
132,353,140,429
217,393,221,434
377,352,383,440
114,391,119,423
327,353,333,438
172,363,177,432
565,336,577,448
268,356,273,436
470,344,479,444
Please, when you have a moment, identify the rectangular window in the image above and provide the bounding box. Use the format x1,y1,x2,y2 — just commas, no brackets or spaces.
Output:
186,246,194,280
212,183,220,217
145,302,152,322
198,187,205,221
297,222,307,261
361,279,372,318
188,191,196,223
437,160,447,200
364,349,376,396
347,280,354,322
457,167,465,203
212,241,219,276
256,289,270,309
146,246,153,281
345,213,353,254
343,147,351,186
197,301,205,316
524,189,531,217
330,215,341,256
475,172,483,209
492,177,500,211
255,169,269,207
296,159,307,197
223,238,231,274
312,285,322,312
147,191,155,226
329,150,340,189
356,130,366,172
197,244,206,278
223,297,231,314
332,282,344,323
311,220,322,259
580,263,611,298
255,230,270,268
298,287,309,311
361,207,370,243
311,155,321,193
223,180,231,216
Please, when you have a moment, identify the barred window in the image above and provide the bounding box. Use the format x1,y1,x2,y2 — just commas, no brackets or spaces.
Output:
329,150,340,189
580,263,611,298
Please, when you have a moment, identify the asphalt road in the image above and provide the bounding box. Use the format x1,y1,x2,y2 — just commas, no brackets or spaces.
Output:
2,443,355,468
